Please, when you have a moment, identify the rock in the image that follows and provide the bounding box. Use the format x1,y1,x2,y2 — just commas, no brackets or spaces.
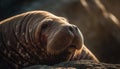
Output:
23,60,120,69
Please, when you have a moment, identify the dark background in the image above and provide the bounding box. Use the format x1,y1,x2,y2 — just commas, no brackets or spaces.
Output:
1,0,120,64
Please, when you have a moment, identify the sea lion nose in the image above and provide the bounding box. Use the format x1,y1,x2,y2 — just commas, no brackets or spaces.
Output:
67,24,83,50
68,26,74,33
67,25,79,35
63,25,75,38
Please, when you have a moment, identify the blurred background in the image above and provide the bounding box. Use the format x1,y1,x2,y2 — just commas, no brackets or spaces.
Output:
0,0,120,64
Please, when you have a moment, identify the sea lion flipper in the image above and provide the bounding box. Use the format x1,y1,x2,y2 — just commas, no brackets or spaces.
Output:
82,45,99,62
72,45,99,62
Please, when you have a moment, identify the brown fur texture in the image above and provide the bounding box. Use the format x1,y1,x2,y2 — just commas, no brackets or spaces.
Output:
0,11,99,69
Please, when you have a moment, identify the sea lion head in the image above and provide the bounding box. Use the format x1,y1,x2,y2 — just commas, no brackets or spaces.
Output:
34,11,84,65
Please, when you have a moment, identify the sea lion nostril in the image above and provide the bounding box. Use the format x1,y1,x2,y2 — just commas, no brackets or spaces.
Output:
72,25,78,31
75,26,78,30
68,26,74,32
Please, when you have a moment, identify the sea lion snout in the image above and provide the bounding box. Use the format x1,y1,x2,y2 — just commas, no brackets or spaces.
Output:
47,24,83,55
63,24,84,50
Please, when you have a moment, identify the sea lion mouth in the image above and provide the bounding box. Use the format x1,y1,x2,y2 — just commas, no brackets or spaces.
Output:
67,45,77,52
65,45,77,60
69,45,76,48
69,45,77,49
45,45,76,65
37,48,75,65
53,44,77,59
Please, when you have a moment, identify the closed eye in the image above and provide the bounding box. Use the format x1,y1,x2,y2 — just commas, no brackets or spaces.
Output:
41,20,53,31
41,23,49,30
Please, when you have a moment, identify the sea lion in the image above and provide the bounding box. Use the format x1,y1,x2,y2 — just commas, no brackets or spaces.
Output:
0,10,99,69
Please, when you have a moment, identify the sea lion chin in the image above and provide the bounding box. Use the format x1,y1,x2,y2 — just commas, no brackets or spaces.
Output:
0,10,99,69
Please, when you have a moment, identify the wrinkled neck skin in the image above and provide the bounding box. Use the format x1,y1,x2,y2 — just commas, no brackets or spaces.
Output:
0,13,50,68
